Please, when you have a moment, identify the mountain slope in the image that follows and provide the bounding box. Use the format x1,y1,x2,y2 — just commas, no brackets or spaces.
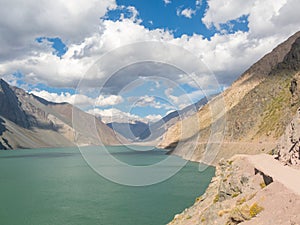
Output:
0,80,124,149
139,95,214,142
160,31,300,164
107,121,149,141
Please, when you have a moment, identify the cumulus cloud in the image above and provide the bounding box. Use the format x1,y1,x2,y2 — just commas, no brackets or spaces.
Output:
202,0,254,29
96,95,123,107
1,0,300,98
87,108,162,123
196,0,202,6
178,8,196,19
30,90,123,107
128,95,175,110
0,0,116,61
202,0,300,39
163,0,171,5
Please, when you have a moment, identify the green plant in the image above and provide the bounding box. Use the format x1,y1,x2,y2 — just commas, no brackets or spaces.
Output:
249,203,264,217
218,209,230,217
236,197,246,205
186,215,192,219
232,192,240,198
213,194,220,203
260,182,266,189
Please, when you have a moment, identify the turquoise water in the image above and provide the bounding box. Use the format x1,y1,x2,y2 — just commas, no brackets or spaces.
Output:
0,146,215,225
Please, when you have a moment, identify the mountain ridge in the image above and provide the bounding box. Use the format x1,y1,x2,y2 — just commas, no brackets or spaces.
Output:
159,31,300,164
0,79,124,149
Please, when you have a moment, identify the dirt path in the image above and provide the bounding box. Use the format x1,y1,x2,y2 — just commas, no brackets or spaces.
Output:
247,154,300,195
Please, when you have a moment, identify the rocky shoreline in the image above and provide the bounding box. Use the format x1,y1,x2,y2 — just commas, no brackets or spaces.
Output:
167,105,300,225
168,154,300,225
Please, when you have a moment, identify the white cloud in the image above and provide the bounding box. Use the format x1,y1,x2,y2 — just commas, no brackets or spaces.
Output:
163,0,171,5
179,8,196,19
87,108,161,123
30,90,94,106
0,0,300,99
196,0,202,7
30,90,123,107
145,114,162,122
202,0,300,39
96,95,124,107
129,95,175,110
0,0,116,61
202,0,254,29
164,88,179,104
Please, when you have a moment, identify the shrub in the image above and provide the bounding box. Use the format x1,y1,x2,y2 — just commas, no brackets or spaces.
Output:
213,194,220,203
236,197,246,205
249,203,264,217
260,182,266,189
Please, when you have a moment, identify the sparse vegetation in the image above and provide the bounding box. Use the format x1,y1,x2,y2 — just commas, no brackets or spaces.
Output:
236,197,246,205
249,203,264,217
195,196,202,203
218,209,230,217
260,181,266,189
257,74,300,138
228,160,234,165
232,192,240,198
213,194,220,203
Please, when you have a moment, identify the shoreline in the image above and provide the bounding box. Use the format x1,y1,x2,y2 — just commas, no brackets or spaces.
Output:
167,153,300,225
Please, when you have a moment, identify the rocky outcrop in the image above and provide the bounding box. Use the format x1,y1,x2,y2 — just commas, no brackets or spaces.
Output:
168,154,300,225
276,106,300,168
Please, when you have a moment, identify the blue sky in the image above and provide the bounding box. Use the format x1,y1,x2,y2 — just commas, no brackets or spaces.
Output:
29,0,243,121
1,0,299,123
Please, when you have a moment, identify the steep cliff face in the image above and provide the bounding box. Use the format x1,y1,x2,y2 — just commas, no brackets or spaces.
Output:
0,79,124,149
0,79,30,128
276,106,300,168
160,31,300,164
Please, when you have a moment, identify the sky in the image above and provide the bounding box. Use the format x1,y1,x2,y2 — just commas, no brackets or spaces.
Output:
0,0,299,123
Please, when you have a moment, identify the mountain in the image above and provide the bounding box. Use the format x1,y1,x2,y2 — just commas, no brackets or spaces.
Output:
139,95,215,142
0,79,124,150
107,121,149,141
159,31,300,164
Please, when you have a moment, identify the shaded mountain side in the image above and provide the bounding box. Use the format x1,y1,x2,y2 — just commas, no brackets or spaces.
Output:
0,79,124,150
0,116,74,150
160,31,300,164
107,121,149,141
0,79,30,128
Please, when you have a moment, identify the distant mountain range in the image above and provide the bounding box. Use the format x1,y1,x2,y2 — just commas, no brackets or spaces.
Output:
0,79,124,150
106,94,217,142
160,31,300,164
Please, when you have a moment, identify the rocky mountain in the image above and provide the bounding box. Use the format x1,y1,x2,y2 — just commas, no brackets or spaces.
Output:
159,31,300,164
138,95,215,142
107,121,149,141
104,95,214,143
0,79,124,150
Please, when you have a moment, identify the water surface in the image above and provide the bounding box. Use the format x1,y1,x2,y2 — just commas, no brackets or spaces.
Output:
0,146,215,225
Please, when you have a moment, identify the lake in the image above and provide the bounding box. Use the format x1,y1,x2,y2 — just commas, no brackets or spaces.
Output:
0,146,215,225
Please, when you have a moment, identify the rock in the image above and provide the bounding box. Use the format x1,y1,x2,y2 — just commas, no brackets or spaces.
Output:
276,107,300,168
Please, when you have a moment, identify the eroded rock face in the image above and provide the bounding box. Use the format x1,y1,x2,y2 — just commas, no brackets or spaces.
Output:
277,107,300,168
